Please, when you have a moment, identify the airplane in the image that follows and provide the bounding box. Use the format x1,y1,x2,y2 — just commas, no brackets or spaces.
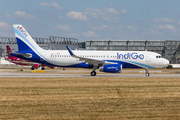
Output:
5,45,55,70
10,24,169,76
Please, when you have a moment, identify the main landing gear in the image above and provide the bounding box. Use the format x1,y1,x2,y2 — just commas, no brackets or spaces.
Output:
91,71,96,76
145,68,150,77
90,66,98,76
31,67,34,70
41,67,45,70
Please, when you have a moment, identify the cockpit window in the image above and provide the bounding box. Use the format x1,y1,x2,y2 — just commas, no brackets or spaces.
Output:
156,56,163,58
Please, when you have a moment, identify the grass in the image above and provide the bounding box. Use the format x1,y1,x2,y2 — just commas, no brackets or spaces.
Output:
0,77,180,119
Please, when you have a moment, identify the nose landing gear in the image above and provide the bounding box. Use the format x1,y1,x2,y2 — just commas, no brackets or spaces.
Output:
145,68,150,77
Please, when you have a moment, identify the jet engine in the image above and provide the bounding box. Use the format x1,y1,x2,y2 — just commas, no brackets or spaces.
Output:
99,64,122,73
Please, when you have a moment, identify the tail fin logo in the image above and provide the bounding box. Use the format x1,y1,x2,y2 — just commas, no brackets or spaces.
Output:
17,26,28,37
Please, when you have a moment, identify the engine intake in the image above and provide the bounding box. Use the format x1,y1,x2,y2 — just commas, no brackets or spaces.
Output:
99,64,122,73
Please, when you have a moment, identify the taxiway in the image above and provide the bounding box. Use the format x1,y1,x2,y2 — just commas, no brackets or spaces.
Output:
0,71,180,77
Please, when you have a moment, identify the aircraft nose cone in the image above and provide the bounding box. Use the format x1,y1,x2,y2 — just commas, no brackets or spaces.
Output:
164,59,169,66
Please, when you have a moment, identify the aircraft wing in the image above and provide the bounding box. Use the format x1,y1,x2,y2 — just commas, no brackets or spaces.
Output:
66,46,115,66
78,57,105,66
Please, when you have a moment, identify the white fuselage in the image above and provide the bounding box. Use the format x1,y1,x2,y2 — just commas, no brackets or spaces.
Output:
40,49,169,68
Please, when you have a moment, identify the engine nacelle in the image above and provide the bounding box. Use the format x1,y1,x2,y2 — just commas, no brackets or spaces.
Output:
32,64,40,69
99,64,122,73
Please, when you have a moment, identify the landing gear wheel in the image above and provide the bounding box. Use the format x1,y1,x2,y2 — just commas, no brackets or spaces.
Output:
31,67,34,70
146,73,150,77
41,67,45,70
91,71,96,76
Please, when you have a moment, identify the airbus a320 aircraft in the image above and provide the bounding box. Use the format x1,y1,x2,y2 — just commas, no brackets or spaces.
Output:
11,24,169,76
5,45,55,70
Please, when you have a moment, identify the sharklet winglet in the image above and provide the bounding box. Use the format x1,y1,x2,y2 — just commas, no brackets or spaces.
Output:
66,46,78,58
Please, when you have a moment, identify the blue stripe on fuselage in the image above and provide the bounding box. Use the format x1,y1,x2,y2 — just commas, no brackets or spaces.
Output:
10,51,156,69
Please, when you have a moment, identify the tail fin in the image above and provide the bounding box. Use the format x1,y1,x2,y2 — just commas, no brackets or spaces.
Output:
13,24,42,51
6,45,12,57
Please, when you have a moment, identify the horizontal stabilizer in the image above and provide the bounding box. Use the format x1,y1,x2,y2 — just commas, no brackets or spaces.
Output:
11,52,32,58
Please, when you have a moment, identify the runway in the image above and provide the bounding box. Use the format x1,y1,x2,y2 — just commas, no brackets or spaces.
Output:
0,71,180,77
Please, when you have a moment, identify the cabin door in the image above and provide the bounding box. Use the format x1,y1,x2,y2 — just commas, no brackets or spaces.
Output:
146,52,151,62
